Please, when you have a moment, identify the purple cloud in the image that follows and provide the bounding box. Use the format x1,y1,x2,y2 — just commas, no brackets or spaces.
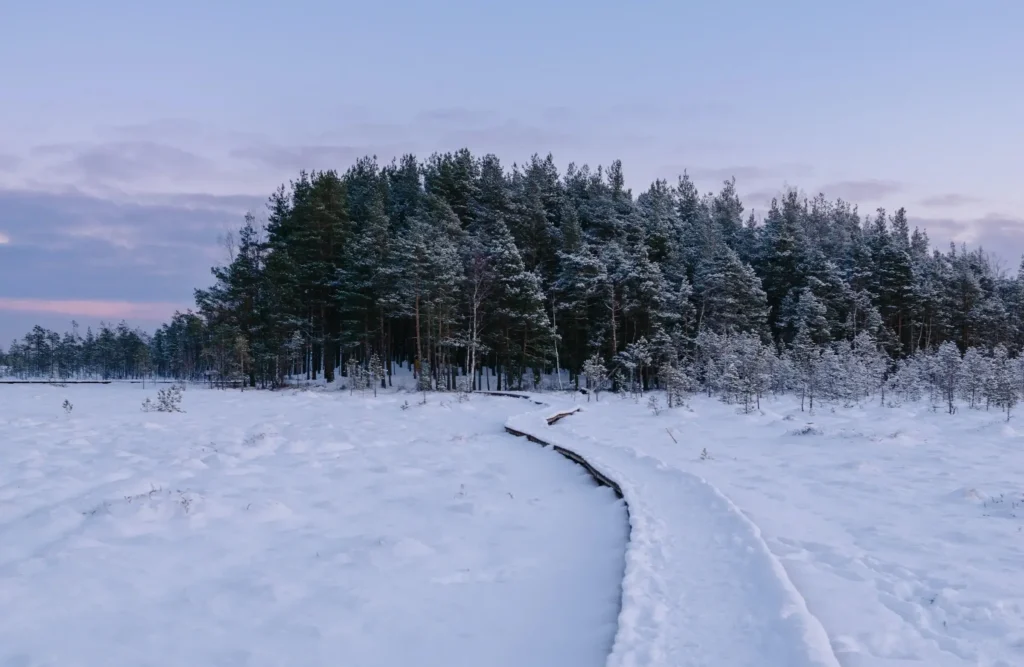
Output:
816,179,903,202
919,193,982,208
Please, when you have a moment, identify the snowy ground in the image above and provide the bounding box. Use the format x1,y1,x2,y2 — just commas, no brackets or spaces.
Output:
7,382,1020,667
0,385,626,667
527,391,1024,667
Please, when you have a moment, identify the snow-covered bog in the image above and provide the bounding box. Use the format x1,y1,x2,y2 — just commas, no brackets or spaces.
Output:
546,392,1024,667
0,385,626,667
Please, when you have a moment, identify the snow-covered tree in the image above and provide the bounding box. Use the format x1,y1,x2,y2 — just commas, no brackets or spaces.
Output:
985,345,1018,420
367,354,385,397
786,325,823,412
959,347,990,409
617,337,652,396
719,332,774,412
583,353,609,402
659,362,694,408
693,247,769,335
929,342,963,414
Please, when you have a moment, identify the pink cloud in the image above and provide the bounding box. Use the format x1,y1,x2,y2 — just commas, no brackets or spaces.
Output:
0,298,186,320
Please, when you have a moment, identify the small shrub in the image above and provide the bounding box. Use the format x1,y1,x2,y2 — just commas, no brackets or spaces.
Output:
367,354,385,397
700,447,710,461
417,360,433,393
647,395,662,415
62,399,73,415
456,375,472,402
142,385,184,413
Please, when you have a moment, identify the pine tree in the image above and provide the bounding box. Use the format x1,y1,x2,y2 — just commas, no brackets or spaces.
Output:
959,347,990,409
757,191,808,334
693,248,769,335
367,353,385,397
14,149,1023,408
930,341,963,414
781,288,830,345
617,337,652,396
659,362,694,408
582,353,609,401
985,345,1018,420
787,325,822,412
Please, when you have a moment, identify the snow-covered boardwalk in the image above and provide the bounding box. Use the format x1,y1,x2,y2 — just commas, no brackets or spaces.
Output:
506,398,841,667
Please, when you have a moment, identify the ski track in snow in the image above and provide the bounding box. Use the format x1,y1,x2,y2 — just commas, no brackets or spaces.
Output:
0,385,627,667
507,400,842,667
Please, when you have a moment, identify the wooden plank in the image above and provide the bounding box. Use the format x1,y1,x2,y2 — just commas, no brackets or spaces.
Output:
546,408,580,425
504,416,624,500
478,391,546,405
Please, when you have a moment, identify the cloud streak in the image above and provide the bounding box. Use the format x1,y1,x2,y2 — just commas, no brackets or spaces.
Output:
0,187,246,312
230,144,381,172
0,154,21,172
919,193,981,208
686,164,814,183
37,141,213,184
910,214,1024,267
0,298,187,320
816,179,904,202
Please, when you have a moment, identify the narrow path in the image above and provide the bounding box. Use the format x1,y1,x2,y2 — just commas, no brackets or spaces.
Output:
505,398,842,667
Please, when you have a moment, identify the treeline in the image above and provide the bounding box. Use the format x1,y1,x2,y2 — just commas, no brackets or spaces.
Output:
4,149,1024,396
0,315,208,381
1,322,152,380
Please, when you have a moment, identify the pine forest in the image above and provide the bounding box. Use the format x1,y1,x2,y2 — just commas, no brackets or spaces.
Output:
4,150,1024,416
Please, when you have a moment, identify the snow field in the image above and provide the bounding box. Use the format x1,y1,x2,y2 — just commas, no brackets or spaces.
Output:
0,385,627,667
507,401,841,667
547,392,1024,667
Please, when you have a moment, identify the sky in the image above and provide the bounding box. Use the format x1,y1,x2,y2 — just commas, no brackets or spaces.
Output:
1,0,1022,342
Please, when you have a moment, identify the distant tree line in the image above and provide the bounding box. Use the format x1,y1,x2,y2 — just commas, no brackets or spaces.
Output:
4,149,1024,410
1,321,153,380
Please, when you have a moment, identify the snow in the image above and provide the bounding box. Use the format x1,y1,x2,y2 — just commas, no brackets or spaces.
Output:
7,383,1022,667
526,392,1024,667
0,385,626,667
507,402,841,667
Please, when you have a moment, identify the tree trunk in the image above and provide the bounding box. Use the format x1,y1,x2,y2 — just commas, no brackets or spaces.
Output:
414,294,422,378
323,305,335,383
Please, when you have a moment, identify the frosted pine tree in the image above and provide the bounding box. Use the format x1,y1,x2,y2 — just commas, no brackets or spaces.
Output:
286,331,304,379
959,347,990,409
1018,355,1024,402
930,342,963,414
886,352,928,406
417,359,433,395
852,332,887,403
617,337,652,396
583,353,609,402
985,345,1018,421
724,332,774,411
827,341,858,405
345,358,364,395
787,325,822,412
367,354,385,397
693,247,769,334
719,361,742,407
659,362,693,408
694,329,727,396
781,287,830,345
